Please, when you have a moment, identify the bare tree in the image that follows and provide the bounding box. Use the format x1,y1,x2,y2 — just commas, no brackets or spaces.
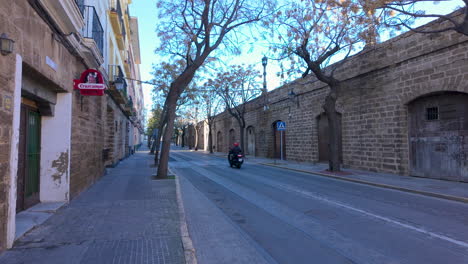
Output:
377,0,468,35
269,0,379,171
210,64,261,152
150,61,200,165
154,0,275,178
202,88,223,153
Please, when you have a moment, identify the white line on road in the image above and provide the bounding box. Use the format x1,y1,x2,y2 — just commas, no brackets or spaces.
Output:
272,181,468,249
176,156,468,250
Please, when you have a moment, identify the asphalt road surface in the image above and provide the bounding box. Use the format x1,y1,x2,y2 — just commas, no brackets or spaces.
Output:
170,149,468,264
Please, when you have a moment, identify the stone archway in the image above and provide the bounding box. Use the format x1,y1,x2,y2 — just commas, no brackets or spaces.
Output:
408,92,468,182
317,112,342,163
246,126,256,156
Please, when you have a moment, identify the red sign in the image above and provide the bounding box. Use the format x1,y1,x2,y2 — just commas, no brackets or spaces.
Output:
73,69,106,96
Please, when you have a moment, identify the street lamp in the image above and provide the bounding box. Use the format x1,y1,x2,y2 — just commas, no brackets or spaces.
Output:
288,88,299,107
0,33,14,56
114,76,125,90
262,56,269,111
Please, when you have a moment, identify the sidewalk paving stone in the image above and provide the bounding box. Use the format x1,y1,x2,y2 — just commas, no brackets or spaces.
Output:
0,145,186,264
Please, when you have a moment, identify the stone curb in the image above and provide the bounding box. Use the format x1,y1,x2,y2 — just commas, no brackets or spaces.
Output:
173,169,198,264
260,163,468,204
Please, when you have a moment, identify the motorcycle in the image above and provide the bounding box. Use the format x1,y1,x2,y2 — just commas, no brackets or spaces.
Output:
228,154,244,169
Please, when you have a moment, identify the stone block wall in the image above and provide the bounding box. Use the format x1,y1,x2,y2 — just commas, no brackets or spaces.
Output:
70,92,107,198
0,0,82,250
209,16,468,177
70,92,130,198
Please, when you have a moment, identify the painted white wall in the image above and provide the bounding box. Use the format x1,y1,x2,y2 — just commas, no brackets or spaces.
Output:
40,93,72,202
7,54,22,248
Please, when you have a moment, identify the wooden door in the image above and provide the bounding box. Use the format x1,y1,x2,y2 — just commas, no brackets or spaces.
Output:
317,113,342,163
246,127,255,156
408,92,468,181
17,103,41,212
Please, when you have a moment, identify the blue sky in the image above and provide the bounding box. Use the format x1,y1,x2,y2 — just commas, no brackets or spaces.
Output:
129,0,464,117
129,1,160,116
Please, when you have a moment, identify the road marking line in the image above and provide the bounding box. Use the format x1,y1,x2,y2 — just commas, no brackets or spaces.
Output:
181,158,468,250
272,182,468,249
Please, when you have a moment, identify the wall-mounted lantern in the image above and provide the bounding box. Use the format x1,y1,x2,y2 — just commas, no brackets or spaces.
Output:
114,76,125,90
0,33,14,56
288,88,299,107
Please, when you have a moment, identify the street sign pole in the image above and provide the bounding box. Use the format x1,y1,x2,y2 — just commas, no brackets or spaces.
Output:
276,121,286,162
280,130,283,161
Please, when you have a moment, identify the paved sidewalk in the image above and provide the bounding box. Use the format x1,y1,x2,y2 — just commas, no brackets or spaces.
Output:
0,145,185,264
196,149,468,203
175,172,275,264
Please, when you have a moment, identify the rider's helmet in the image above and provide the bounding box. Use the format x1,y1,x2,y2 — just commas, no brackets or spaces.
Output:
233,142,239,147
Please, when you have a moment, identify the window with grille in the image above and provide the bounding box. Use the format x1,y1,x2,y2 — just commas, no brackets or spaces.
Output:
426,107,439,121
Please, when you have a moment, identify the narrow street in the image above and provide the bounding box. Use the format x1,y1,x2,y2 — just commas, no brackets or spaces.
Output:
173,149,468,264
1,146,467,264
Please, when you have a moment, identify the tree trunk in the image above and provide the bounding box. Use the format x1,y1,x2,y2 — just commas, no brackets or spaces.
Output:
237,118,246,154
323,90,341,172
188,126,192,150
181,128,186,148
157,68,197,178
153,122,166,166
208,123,213,153
156,91,178,179
150,139,156,154
194,124,199,151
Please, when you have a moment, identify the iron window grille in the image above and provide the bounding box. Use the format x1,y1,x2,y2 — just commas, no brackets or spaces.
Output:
426,107,439,121
81,5,104,55
110,0,126,40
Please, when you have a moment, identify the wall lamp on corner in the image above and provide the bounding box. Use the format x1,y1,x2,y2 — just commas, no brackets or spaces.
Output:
0,33,14,56
288,88,300,107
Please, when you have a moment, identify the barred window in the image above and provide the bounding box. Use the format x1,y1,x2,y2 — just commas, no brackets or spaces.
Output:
426,107,439,121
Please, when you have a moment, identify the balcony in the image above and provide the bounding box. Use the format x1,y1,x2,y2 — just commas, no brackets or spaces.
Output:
109,0,126,50
40,0,85,35
123,96,135,116
108,65,129,105
79,5,104,66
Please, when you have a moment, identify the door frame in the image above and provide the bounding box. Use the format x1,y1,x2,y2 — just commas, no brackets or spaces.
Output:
246,126,255,156
17,101,41,212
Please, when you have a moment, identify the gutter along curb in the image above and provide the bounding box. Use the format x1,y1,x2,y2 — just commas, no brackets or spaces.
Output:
260,163,468,204
172,168,198,264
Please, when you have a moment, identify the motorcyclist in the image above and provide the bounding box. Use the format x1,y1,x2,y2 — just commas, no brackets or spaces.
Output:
229,142,242,161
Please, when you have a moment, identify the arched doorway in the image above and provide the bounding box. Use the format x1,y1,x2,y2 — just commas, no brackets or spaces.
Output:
272,121,286,159
216,131,223,152
408,92,468,182
229,129,236,146
246,126,255,156
317,112,342,163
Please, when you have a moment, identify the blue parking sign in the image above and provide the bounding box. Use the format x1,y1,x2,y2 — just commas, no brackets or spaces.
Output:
277,121,286,131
